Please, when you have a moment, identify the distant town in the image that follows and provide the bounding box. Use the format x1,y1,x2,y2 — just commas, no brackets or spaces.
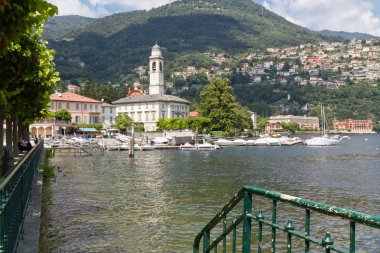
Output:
161,38,380,91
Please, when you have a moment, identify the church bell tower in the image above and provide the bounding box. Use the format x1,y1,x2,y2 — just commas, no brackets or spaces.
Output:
149,44,165,95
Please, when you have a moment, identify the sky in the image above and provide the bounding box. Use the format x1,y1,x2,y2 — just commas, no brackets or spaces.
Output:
46,0,380,36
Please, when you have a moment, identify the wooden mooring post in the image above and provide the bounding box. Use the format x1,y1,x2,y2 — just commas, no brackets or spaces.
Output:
129,125,134,158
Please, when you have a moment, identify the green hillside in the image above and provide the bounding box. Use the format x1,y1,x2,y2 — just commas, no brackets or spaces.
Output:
46,0,334,83
43,15,93,40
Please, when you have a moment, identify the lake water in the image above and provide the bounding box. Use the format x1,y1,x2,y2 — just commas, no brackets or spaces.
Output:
49,134,380,252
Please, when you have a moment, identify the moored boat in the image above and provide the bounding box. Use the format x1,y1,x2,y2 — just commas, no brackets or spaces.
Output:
214,138,233,146
180,142,197,151
196,142,219,151
305,136,340,146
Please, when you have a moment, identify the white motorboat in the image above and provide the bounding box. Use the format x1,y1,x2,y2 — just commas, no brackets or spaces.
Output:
254,137,281,146
278,137,303,146
107,145,120,151
196,142,219,151
305,136,340,146
119,143,129,150
232,138,247,146
245,139,257,146
179,142,197,151
134,144,154,151
214,138,233,146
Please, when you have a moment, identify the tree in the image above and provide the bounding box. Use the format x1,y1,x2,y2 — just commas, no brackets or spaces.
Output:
199,77,251,134
54,109,72,121
156,117,211,132
257,117,269,132
0,0,58,157
115,114,132,133
281,122,301,135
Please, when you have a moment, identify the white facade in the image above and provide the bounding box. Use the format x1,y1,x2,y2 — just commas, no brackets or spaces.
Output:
115,99,189,132
101,103,117,128
113,44,190,132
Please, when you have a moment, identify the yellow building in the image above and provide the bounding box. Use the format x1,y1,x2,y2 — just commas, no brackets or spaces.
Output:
265,115,320,133
49,92,102,124
30,92,102,138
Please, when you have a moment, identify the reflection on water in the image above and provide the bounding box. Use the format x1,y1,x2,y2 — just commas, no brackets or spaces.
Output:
50,134,380,252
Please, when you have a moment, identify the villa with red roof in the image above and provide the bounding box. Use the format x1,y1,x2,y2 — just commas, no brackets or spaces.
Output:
49,92,102,124
30,92,105,138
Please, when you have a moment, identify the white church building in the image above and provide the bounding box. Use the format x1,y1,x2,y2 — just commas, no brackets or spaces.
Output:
113,44,191,132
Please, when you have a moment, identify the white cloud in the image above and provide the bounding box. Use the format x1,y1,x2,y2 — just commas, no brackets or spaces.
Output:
263,0,380,36
47,0,110,17
47,0,176,17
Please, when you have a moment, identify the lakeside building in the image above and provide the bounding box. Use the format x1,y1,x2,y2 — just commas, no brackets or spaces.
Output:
334,118,373,133
265,115,320,133
50,92,102,124
30,92,114,138
101,102,117,128
113,44,190,132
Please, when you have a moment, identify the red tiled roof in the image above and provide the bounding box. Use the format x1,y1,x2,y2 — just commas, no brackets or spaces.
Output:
50,92,101,103
190,111,199,117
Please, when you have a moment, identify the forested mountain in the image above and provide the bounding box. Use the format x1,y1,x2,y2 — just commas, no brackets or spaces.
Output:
43,15,93,41
45,0,334,83
320,30,380,40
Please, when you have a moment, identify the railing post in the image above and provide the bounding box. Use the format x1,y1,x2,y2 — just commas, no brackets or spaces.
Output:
271,200,277,253
350,221,355,253
232,217,237,253
305,209,310,252
242,191,252,253
203,226,210,253
257,210,265,253
285,219,295,253
0,190,4,253
223,216,226,253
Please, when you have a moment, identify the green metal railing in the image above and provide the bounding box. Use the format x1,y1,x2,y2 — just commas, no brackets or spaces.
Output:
0,141,44,253
193,185,380,253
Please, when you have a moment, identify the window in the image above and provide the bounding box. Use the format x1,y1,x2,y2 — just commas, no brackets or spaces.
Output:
110,116,113,123
50,102,54,109
66,103,70,109
76,103,79,110
145,113,149,121
138,112,142,121
90,104,93,111
75,116,81,123
152,62,156,71
161,111,165,119
84,104,87,110
102,116,105,122
84,116,88,123
110,108,113,113
95,105,98,111
58,102,62,109
152,112,156,121
102,107,105,113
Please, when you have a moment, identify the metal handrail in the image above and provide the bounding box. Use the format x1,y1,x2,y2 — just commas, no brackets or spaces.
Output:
0,141,44,253
193,185,380,253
